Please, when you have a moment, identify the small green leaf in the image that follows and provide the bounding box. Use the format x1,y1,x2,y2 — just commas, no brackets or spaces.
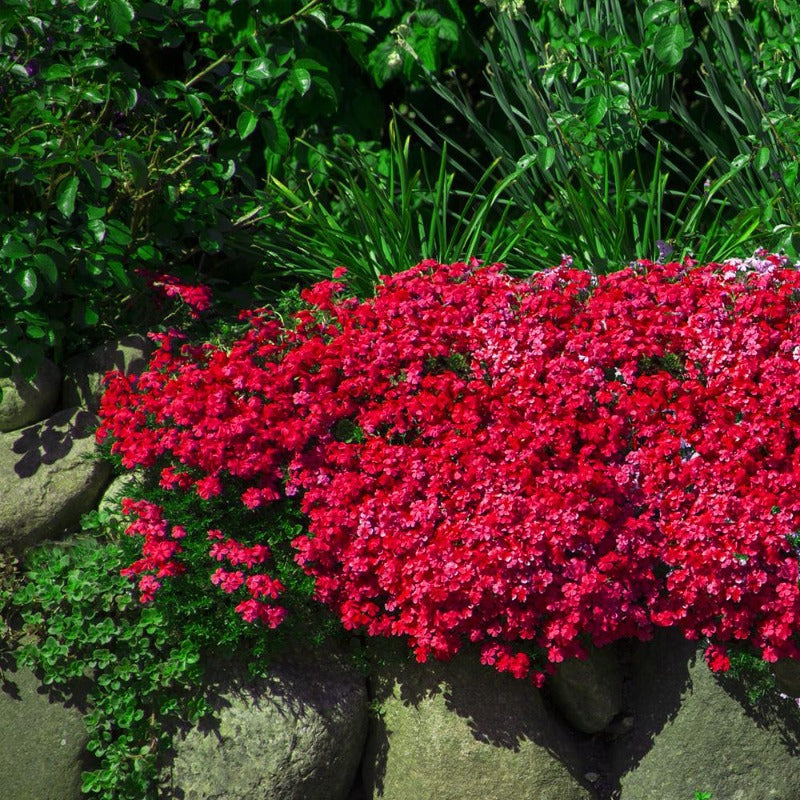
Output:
653,24,686,68
56,176,79,218
290,67,311,96
643,1,678,27
107,0,135,37
731,154,750,169
0,237,30,259
540,146,556,171
236,110,258,140
756,146,770,171
80,159,103,192
43,64,71,80
185,94,203,119
261,114,290,156
18,268,37,299
87,218,106,243
437,18,459,43
34,253,57,283
584,95,608,127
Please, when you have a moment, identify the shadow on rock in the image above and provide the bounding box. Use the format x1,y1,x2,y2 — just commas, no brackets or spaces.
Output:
160,645,368,800
11,408,96,478
364,638,596,800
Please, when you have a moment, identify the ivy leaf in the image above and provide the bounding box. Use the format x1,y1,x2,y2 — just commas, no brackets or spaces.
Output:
107,0,135,37
56,176,79,218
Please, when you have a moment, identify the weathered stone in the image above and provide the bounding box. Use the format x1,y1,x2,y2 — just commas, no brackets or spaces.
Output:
0,407,111,551
363,641,594,800
772,658,800,698
0,358,61,432
97,472,141,523
163,647,368,800
61,334,153,411
546,645,623,733
614,629,800,800
0,664,88,800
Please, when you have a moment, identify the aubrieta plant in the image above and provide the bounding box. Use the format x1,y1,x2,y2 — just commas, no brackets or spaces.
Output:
98,254,800,687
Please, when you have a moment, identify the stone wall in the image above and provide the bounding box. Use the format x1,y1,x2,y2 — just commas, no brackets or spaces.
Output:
2,338,800,800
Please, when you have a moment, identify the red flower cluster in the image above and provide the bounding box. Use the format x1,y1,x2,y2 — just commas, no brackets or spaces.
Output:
98,254,800,684
136,268,213,318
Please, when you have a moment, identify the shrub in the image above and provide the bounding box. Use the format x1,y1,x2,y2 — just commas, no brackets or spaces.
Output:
0,0,485,380
97,254,800,686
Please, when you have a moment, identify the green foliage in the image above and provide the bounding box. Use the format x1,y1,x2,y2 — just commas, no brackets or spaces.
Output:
10,535,206,799
409,0,797,271
140,481,340,664
0,0,486,381
261,118,539,293
725,642,779,705
673,2,800,255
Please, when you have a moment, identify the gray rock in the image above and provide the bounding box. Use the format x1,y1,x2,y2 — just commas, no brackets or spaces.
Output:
546,645,623,733
97,472,141,523
61,334,153,411
0,664,88,800
363,641,593,800
163,648,368,800
614,630,800,800
0,407,111,551
0,358,61,432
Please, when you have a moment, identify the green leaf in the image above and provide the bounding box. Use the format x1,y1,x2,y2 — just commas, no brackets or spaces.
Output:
653,24,686,68
185,94,203,119
125,152,148,189
34,253,57,284
245,58,274,82
43,64,71,80
261,115,290,156
107,0,135,37
643,1,678,27
333,0,360,13
17,268,37,300
0,237,30,259
413,29,438,72
731,154,750,169
56,176,79,218
236,110,258,140
80,159,103,192
756,147,770,171
540,147,556,171
290,67,311,96
105,219,132,246
437,18,459,43
87,218,106,243
584,95,608,127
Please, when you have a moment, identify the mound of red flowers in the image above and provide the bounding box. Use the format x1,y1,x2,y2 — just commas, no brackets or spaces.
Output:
97,253,800,685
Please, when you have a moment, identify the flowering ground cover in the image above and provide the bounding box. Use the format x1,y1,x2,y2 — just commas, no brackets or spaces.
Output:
97,253,800,686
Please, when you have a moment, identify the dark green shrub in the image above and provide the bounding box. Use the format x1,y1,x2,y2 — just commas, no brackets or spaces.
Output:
0,0,486,382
